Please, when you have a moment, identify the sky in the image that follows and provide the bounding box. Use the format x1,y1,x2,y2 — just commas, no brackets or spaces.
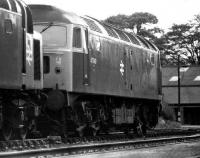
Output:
24,0,200,31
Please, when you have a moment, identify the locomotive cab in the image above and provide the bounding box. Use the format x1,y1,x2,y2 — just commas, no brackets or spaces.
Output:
33,23,69,90
0,0,43,90
30,5,89,91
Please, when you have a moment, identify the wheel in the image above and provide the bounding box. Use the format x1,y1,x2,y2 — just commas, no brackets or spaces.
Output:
124,127,130,135
2,122,13,141
92,129,97,136
134,122,143,137
133,117,146,137
76,124,86,137
17,127,28,140
91,126,99,136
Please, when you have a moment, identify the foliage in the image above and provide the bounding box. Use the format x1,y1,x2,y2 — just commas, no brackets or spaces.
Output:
162,20,200,65
160,100,175,121
104,12,161,41
155,118,181,129
156,101,181,129
127,12,158,33
104,14,129,29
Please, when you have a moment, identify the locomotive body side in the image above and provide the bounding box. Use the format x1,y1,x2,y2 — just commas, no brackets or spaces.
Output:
72,28,160,100
30,5,161,100
30,5,161,137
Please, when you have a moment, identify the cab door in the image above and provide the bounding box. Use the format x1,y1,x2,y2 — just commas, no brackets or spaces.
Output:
82,28,89,85
72,26,89,90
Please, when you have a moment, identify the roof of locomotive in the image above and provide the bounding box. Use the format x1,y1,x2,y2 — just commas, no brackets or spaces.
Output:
81,16,159,51
29,5,158,52
29,5,87,26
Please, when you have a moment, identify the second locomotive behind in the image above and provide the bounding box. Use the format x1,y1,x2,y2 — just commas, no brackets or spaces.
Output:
0,0,43,140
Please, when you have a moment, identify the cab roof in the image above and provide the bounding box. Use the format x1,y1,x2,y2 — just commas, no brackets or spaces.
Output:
29,5,158,51
29,5,87,26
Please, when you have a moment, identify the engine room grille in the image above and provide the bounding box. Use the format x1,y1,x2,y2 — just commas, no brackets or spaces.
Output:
114,29,130,42
83,18,102,33
125,33,140,45
137,36,151,49
34,39,41,80
102,24,119,38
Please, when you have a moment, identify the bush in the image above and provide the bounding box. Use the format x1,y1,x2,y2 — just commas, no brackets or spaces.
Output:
155,100,181,129
160,100,175,121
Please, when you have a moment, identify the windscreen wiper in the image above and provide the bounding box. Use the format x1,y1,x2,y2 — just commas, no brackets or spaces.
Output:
40,22,54,33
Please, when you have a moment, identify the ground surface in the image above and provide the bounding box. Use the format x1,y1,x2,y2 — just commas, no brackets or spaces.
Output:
60,141,200,158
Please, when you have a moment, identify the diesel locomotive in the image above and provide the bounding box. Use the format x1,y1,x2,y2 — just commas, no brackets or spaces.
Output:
30,5,162,137
0,1,162,140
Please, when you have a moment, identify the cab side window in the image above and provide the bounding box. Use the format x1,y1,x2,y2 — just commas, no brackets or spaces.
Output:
25,6,33,33
73,27,82,48
43,56,50,74
15,0,25,28
0,0,9,10
5,19,13,33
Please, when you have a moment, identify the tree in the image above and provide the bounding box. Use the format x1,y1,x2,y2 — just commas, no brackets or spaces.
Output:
191,15,200,64
127,12,158,33
104,14,129,29
163,21,200,65
104,12,162,42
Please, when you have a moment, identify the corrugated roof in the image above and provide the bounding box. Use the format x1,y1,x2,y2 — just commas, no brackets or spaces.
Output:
162,66,200,104
162,66,200,86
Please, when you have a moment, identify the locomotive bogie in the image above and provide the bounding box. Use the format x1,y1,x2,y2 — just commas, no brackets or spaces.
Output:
0,89,42,140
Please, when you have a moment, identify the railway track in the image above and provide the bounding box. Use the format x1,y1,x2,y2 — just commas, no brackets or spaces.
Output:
0,129,200,158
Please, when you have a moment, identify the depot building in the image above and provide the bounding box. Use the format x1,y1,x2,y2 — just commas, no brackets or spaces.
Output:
162,66,200,125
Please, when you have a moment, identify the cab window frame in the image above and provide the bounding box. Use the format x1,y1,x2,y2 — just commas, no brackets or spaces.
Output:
73,27,82,48
25,6,33,33
34,24,68,48
5,19,13,33
43,56,50,74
